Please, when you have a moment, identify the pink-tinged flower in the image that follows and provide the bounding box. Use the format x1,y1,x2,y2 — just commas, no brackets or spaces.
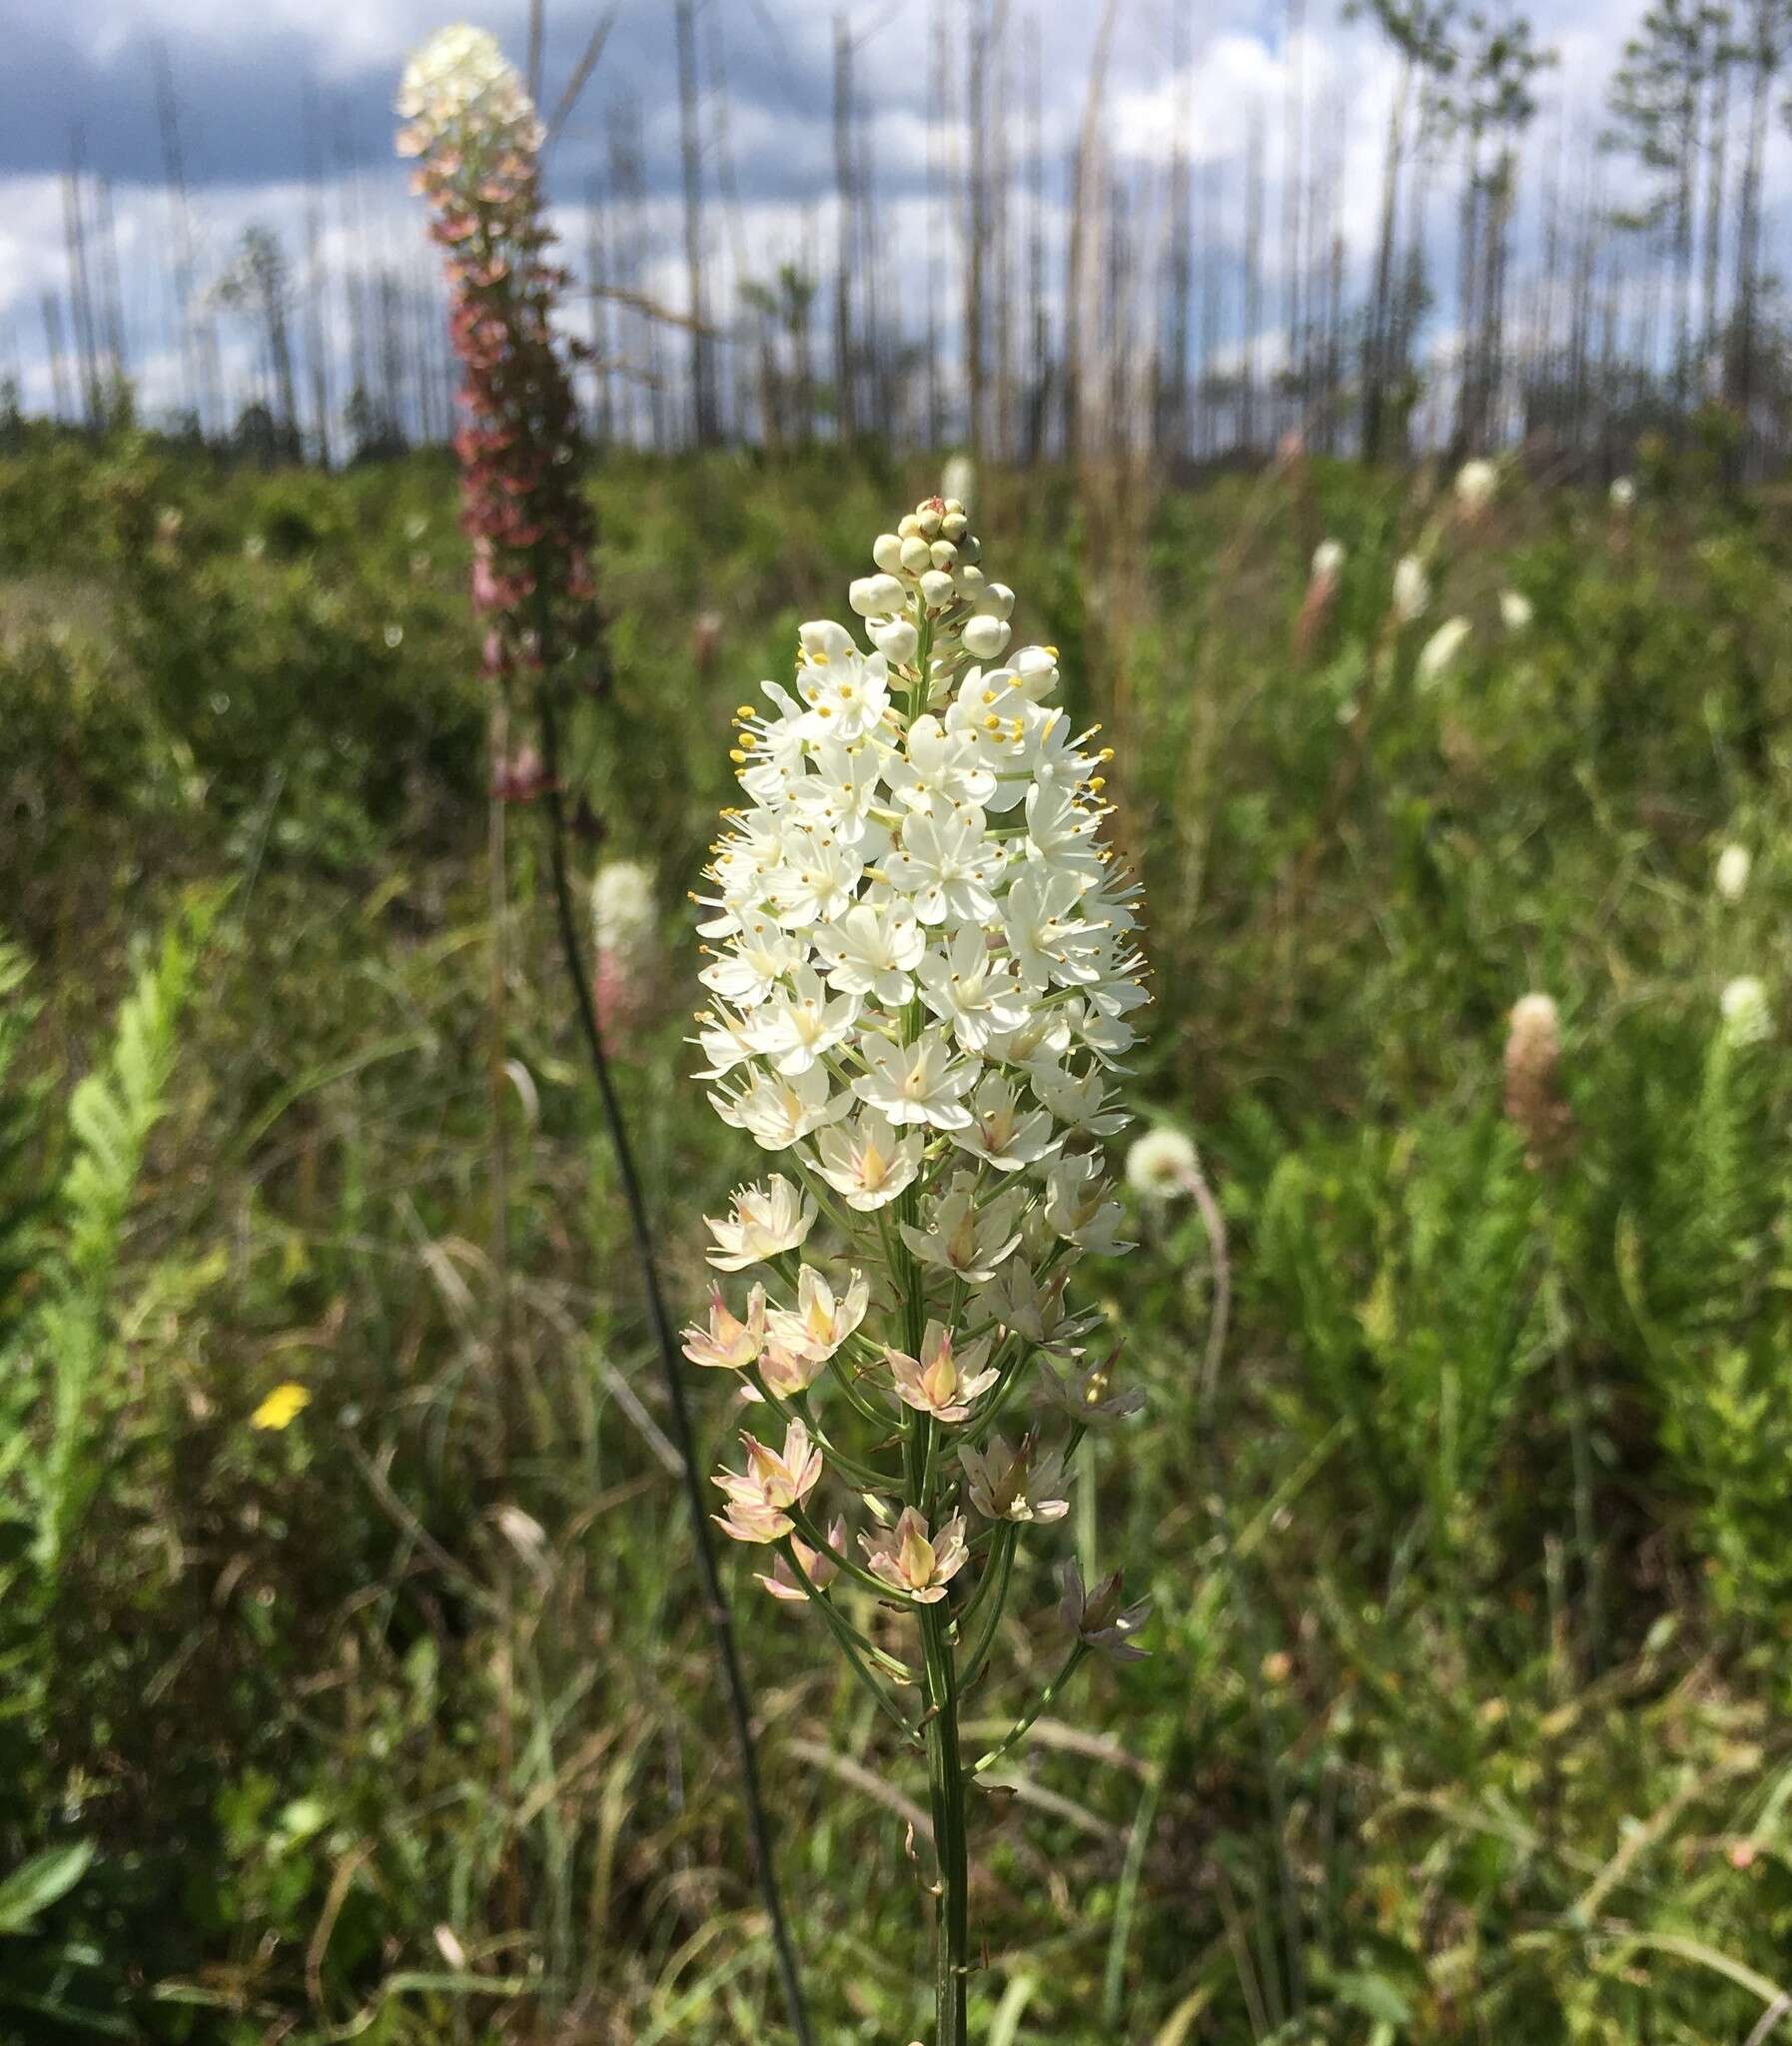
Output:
1058,1557,1152,1661
860,1508,968,1603
766,1266,870,1364
712,1419,824,1544
681,1285,765,1373
758,1340,829,1400
887,1323,999,1426
489,745,556,803
755,1516,847,1602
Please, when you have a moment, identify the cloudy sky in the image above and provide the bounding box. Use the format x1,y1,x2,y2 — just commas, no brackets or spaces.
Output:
0,0,1757,437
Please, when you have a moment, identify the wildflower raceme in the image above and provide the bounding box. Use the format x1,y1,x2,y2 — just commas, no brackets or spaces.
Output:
690,495,1152,2042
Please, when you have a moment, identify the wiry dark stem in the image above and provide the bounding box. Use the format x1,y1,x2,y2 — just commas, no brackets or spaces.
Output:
535,687,815,2046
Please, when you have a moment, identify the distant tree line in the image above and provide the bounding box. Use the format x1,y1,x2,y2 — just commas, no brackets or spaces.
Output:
10,0,1792,476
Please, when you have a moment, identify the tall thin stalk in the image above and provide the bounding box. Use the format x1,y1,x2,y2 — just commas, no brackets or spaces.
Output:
535,689,814,2046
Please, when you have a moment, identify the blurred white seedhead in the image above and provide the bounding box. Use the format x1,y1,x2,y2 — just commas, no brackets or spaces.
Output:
1311,538,1346,585
1499,589,1533,633
1714,844,1751,904
1125,1127,1198,1202
1392,553,1431,623
396,23,544,162
1609,476,1637,512
1416,615,1471,687
1454,459,1498,518
1504,992,1572,1167
591,858,657,963
941,452,977,511
1720,975,1772,1047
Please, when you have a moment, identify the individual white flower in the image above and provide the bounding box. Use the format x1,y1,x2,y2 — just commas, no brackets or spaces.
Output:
917,927,1031,1053
1392,554,1430,622
1715,844,1751,904
882,713,996,815
744,967,861,1077
1415,615,1471,687
1125,1128,1197,1201
1311,538,1345,583
881,806,1005,926
899,1173,1025,1283
1454,458,1498,516
952,1072,1061,1172
792,622,892,740
705,1176,816,1270
1043,1152,1134,1255
1499,589,1533,633
1029,1059,1129,1137
699,922,808,1009
1609,476,1636,511
766,1266,870,1364
887,1323,1000,1424
851,1027,976,1130
1720,975,1772,1046
709,1064,846,1151
811,901,925,1005
813,1106,923,1210
861,1507,968,1602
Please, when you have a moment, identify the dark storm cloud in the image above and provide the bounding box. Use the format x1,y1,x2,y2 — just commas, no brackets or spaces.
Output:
4,5,942,204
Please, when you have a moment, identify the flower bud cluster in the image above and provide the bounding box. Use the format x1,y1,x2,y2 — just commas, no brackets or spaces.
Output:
686,497,1151,1666
397,26,598,688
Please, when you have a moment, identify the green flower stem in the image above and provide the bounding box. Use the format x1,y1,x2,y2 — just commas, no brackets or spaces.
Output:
777,1538,922,1740
972,1643,1088,1775
920,1598,970,2046
958,1524,1018,1692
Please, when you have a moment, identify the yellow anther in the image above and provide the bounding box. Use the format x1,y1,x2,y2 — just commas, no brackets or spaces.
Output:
736,703,756,718
729,748,747,763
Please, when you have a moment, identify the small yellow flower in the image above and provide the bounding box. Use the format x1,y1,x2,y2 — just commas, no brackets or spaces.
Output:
251,1383,312,1432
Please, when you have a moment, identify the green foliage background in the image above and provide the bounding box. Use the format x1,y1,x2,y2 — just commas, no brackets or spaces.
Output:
2,426,1790,2043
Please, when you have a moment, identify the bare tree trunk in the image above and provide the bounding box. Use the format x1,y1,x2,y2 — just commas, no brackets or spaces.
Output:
962,0,989,455
1282,0,1305,444
832,14,858,445
675,0,718,447
1700,51,1729,392
1361,57,1410,461
1732,4,1773,438
1164,0,1193,461
1024,13,1048,463
40,294,73,423
1063,0,1122,466
95,177,127,413
303,79,333,468
1244,106,1265,457
62,158,101,429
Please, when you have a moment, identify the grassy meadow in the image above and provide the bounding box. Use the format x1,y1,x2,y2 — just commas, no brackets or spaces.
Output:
2,426,1791,2043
